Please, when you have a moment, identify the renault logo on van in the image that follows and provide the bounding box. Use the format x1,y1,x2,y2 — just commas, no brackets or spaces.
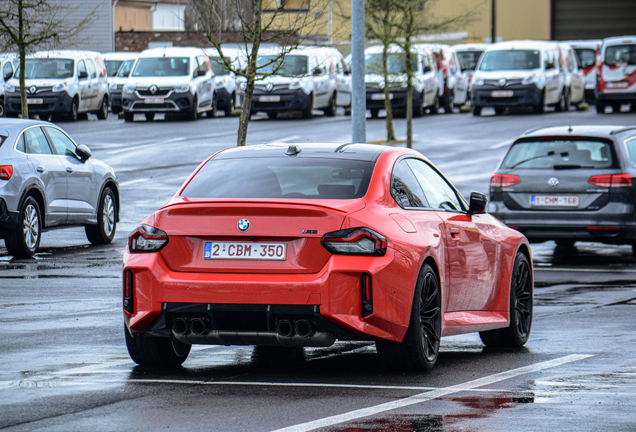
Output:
498,78,506,87
548,177,559,188
266,83,273,91
149,85,157,94
29,86,36,94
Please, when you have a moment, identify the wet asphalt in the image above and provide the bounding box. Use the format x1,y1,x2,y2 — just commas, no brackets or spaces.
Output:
1,106,636,431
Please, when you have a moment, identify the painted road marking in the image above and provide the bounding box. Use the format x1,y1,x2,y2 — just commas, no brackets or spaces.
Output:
271,354,593,432
534,267,636,273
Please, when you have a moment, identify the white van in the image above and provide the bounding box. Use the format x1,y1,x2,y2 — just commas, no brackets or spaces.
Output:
364,44,440,118
453,43,488,102
566,40,601,102
414,43,468,112
0,54,17,117
556,42,585,109
595,36,636,113
470,41,568,115
4,50,110,121
106,56,137,114
204,46,247,116
251,46,350,119
121,47,215,122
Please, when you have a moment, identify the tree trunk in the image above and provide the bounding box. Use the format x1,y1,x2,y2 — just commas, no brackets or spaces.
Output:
382,42,396,142
18,0,28,119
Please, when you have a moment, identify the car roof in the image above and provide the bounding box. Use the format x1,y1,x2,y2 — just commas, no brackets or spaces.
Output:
453,43,490,51
565,40,601,49
212,143,397,162
139,47,206,58
484,40,553,52
0,118,49,136
602,36,636,45
102,52,139,61
28,50,101,60
519,125,636,140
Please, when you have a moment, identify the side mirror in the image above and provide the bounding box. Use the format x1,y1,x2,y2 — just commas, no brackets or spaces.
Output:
75,144,92,161
78,70,88,79
313,67,322,76
423,65,431,73
546,62,555,70
197,69,207,77
468,191,488,214
4,71,13,81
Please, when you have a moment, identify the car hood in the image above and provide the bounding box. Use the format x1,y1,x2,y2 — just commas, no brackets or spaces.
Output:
125,76,192,88
7,78,68,87
473,70,540,80
255,75,307,86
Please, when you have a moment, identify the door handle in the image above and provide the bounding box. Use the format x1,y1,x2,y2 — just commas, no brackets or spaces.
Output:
449,227,460,238
66,167,74,173
36,166,45,173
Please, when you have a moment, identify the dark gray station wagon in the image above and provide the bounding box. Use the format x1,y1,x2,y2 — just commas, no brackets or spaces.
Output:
490,125,636,254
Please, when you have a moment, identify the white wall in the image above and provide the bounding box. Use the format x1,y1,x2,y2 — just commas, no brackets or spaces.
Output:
152,3,187,31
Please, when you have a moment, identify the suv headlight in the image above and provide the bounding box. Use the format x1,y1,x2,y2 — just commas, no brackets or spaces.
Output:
472,78,484,86
522,73,539,85
289,78,308,90
52,82,69,92
174,83,190,93
123,84,135,94
5,83,15,92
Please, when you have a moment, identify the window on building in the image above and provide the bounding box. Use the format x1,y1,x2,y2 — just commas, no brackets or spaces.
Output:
278,0,310,11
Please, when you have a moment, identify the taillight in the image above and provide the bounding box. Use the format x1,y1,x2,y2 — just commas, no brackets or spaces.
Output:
0,165,13,180
490,174,521,188
128,224,169,252
588,174,632,188
123,269,134,314
321,227,387,256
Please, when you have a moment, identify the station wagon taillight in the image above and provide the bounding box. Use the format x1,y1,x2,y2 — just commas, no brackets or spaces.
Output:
588,174,632,188
490,174,521,188
0,165,12,180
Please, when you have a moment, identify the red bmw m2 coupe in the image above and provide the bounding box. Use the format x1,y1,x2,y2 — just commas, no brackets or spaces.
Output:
123,143,533,370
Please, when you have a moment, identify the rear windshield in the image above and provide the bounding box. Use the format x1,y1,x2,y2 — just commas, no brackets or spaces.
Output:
478,50,540,71
456,50,483,71
181,157,375,199
503,139,615,169
132,57,190,77
605,44,636,66
574,48,596,69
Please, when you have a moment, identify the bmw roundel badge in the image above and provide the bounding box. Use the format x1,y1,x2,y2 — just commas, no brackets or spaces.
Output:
237,219,250,232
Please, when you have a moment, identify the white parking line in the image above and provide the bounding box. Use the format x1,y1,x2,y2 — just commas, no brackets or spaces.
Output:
534,267,636,273
271,354,593,432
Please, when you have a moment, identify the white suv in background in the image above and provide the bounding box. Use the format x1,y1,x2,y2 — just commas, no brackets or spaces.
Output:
595,36,636,113
470,41,568,115
4,50,109,121
122,47,215,122
566,40,601,102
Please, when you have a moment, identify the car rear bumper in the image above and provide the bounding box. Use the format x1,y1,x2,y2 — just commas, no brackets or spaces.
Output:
5,91,73,115
595,91,636,103
471,84,542,107
123,247,413,345
0,198,19,231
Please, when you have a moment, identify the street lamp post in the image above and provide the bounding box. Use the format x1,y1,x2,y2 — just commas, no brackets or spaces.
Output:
351,0,366,143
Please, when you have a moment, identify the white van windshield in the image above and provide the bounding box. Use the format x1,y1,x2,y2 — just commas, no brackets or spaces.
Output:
605,44,636,66
105,60,124,77
256,55,308,76
478,50,541,71
16,59,74,79
131,57,190,77
365,53,416,74
574,48,596,69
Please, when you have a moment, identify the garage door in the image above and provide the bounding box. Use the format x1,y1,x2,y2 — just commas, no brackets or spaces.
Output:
552,0,636,40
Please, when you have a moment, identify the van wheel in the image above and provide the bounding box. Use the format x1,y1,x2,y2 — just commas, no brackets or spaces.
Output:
68,98,79,121
413,92,425,117
472,105,482,116
96,96,109,120
534,90,546,113
442,93,454,113
188,96,199,120
301,93,313,119
0,97,5,117
323,92,337,116
123,112,134,122
370,108,379,118
595,101,606,113
208,93,217,118
429,95,439,114
5,196,41,259
612,103,622,113
224,92,235,117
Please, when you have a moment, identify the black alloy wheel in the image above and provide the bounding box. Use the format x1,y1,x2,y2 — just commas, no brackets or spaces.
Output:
125,325,191,367
376,263,441,370
96,96,109,120
480,252,533,347
85,187,116,244
5,196,41,259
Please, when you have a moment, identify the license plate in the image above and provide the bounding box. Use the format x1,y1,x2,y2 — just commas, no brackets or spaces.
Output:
371,93,393,100
259,96,280,102
491,90,513,98
144,98,164,104
204,242,286,260
606,81,629,89
27,98,43,104
531,195,579,207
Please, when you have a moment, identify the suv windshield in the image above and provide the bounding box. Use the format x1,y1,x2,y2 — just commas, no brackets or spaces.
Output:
456,50,483,71
131,57,190,77
181,157,375,199
503,139,615,169
16,59,74,79
256,55,308,76
605,44,636,66
105,60,124,77
478,50,540,71
365,52,417,74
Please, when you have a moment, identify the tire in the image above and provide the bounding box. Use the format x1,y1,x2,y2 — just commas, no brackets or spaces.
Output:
301,93,313,119
125,325,191,367
429,95,439,114
111,106,121,115
472,105,482,116
208,93,217,118
224,92,235,117
323,92,337,117
4,196,41,259
123,112,134,122
188,96,199,121
85,187,117,244
563,88,571,111
612,103,622,113
96,96,108,120
413,92,425,117
533,90,546,114
442,92,454,113
376,263,441,371
555,239,575,248
555,90,566,112
68,98,79,121
494,107,506,115
370,108,380,118
631,103,636,113
0,97,5,117
267,112,278,119
480,252,533,348
596,101,606,114
39,114,52,122
144,113,155,121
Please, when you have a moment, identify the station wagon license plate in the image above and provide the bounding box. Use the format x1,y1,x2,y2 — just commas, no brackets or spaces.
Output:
204,242,286,260
259,96,280,102
490,90,513,98
144,98,164,104
531,195,579,207
371,93,393,100
27,98,43,104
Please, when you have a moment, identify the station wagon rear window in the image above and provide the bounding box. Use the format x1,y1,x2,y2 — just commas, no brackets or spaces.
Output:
503,139,615,169
181,157,374,199
132,57,190,77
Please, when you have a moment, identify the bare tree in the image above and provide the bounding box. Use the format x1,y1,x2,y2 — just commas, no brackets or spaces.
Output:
0,0,96,118
191,0,328,146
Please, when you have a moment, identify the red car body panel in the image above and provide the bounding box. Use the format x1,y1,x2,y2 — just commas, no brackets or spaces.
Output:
123,145,531,345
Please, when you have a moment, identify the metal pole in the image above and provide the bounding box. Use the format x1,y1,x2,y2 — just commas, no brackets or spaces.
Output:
490,0,496,43
351,0,366,143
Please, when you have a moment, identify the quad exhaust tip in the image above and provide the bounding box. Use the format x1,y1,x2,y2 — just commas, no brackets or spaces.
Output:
276,320,293,337
190,318,208,336
294,320,313,338
172,317,188,335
